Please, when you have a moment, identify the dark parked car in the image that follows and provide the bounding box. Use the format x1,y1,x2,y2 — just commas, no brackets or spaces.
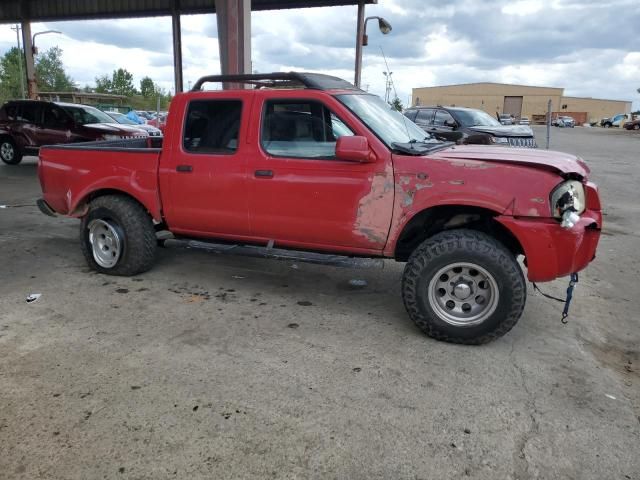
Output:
623,118,640,130
404,106,537,148
0,100,147,165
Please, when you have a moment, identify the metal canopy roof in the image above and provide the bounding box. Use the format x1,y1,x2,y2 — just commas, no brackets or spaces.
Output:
1,0,375,23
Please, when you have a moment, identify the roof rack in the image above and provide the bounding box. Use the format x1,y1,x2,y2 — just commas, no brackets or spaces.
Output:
191,72,361,92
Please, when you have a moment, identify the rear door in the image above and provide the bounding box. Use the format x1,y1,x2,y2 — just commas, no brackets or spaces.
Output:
40,104,74,146
246,92,393,252
160,94,250,237
14,102,43,151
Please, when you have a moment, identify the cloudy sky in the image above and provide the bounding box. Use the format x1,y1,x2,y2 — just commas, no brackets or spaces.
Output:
0,0,638,109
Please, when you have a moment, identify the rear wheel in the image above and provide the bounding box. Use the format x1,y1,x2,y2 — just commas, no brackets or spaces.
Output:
634,124,640,130
603,123,611,128
402,229,526,344
80,195,157,276
0,138,22,165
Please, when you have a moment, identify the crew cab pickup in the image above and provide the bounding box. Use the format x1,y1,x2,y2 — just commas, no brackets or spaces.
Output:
37,72,602,345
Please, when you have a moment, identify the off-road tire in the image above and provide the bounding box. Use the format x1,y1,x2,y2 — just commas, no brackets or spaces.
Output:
0,137,22,165
80,195,157,276
402,229,526,345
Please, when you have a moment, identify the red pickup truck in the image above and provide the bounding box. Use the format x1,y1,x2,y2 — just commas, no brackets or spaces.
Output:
37,72,602,344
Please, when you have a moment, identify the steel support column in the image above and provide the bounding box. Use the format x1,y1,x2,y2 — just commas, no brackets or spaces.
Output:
215,0,251,88
353,0,365,88
21,21,37,99
172,4,184,93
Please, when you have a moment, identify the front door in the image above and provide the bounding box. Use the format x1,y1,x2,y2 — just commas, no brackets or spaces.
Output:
247,94,393,253
161,96,250,237
431,109,463,142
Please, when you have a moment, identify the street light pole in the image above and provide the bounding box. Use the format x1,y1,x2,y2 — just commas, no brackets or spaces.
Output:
353,7,392,88
24,28,62,99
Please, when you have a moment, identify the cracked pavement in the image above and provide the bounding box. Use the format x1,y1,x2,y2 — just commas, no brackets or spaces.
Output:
1,126,639,479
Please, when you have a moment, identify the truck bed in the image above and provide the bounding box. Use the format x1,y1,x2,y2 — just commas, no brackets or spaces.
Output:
38,138,164,219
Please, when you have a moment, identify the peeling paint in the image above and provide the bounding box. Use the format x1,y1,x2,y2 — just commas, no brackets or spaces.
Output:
353,164,394,246
417,172,428,180
448,179,465,185
402,190,415,207
527,208,541,216
399,175,412,186
415,182,433,190
450,160,495,170
530,197,545,204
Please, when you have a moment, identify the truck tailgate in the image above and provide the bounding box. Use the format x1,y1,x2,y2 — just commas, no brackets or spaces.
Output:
38,140,163,219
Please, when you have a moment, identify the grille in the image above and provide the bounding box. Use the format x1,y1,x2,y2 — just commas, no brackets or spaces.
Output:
507,137,537,148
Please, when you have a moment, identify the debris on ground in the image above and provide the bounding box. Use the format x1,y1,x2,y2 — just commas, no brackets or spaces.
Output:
26,293,42,303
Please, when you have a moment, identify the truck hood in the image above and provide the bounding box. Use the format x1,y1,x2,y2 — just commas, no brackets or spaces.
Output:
467,125,534,137
83,123,147,136
430,144,590,177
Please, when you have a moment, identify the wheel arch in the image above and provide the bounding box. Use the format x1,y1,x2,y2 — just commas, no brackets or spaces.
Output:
74,188,162,224
393,204,524,262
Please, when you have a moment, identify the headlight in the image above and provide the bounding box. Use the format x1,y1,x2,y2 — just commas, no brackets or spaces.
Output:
490,136,509,144
550,180,586,219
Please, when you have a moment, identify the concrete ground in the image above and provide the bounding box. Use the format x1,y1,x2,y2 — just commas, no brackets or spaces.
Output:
1,126,638,479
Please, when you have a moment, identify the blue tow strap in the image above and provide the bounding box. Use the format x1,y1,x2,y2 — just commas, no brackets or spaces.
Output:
532,272,579,324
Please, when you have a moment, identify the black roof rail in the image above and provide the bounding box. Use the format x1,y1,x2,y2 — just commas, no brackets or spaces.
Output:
190,72,361,92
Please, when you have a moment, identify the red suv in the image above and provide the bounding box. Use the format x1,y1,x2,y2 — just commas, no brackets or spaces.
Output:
0,100,147,165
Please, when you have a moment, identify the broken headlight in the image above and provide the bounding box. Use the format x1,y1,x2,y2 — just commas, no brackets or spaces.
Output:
551,180,585,228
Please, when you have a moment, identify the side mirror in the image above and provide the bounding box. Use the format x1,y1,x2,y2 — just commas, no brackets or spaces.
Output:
335,136,373,163
444,119,457,129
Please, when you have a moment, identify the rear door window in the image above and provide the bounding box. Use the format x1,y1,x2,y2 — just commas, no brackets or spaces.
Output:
183,100,243,154
18,103,42,124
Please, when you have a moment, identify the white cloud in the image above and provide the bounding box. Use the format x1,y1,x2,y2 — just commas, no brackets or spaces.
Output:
0,0,637,110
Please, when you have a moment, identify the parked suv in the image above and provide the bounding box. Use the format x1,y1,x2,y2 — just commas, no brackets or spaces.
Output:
404,106,537,148
600,114,628,128
0,100,147,165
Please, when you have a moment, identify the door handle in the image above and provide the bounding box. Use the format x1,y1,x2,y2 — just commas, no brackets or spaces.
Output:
254,170,274,178
176,164,193,173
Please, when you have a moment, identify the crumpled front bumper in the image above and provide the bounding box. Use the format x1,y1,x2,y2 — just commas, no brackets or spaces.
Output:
497,209,602,283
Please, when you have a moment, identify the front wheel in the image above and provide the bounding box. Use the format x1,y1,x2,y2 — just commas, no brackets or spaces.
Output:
634,124,640,131
80,195,157,276
402,229,526,344
0,138,22,165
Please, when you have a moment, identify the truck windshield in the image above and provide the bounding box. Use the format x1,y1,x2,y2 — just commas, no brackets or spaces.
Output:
336,94,439,149
60,104,115,125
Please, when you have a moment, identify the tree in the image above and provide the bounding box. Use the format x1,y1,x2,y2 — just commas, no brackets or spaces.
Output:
140,76,156,98
389,96,404,112
111,68,136,96
35,46,75,92
0,47,26,101
94,74,112,93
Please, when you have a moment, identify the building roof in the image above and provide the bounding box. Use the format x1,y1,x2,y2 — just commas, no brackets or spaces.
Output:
413,82,564,91
562,96,632,104
1,0,375,23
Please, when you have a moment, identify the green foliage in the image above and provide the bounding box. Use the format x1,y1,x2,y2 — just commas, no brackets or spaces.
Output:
139,76,156,98
35,46,75,92
0,47,26,102
111,68,137,96
94,74,112,93
389,96,404,112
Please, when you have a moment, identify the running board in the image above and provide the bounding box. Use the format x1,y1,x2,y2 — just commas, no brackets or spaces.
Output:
167,238,385,269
